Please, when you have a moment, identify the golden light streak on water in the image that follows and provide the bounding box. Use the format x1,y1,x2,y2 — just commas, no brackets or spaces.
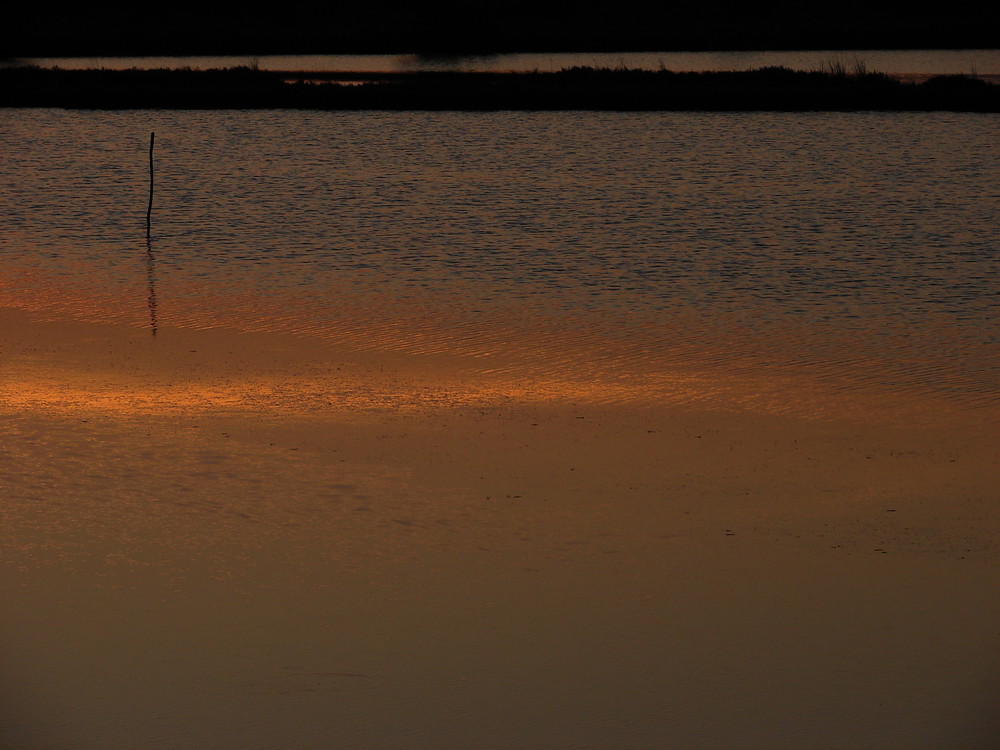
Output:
2,109,999,750
2,304,992,429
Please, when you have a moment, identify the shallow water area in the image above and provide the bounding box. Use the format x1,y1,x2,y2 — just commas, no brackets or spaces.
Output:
2,109,999,748
16,49,1000,76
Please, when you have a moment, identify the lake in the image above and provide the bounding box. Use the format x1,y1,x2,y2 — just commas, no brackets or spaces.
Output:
1,108,998,749
2,109,997,419
16,49,1000,76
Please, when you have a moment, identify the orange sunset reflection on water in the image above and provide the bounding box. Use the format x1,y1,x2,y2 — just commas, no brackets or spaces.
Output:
3,108,997,431
2,278,994,429
3,107,999,750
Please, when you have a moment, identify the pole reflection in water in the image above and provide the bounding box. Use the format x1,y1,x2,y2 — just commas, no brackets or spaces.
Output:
145,236,157,337
0,111,998,750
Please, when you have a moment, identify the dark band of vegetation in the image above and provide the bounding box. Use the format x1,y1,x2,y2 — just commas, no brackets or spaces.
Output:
2,66,997,112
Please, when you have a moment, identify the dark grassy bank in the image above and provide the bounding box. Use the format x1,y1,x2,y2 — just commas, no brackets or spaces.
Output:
2,65,998,112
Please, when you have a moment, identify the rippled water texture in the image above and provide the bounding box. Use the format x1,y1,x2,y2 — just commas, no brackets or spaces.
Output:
2,109,996,420
3,109,1000,750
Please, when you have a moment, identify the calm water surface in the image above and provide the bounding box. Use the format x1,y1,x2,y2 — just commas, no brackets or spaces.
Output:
16,49,1000,74
1,109,997,417
2,109,999,750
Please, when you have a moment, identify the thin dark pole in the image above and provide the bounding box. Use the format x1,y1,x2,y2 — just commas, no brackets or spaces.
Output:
146,131,155,238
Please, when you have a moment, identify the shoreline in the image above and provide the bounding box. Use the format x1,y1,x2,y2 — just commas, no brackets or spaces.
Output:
3,65,998,111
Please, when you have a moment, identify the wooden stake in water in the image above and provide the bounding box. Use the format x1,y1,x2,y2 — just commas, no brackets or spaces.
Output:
146,132,155,238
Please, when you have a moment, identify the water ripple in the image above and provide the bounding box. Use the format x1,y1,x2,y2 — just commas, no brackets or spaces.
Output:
1,110,997,420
